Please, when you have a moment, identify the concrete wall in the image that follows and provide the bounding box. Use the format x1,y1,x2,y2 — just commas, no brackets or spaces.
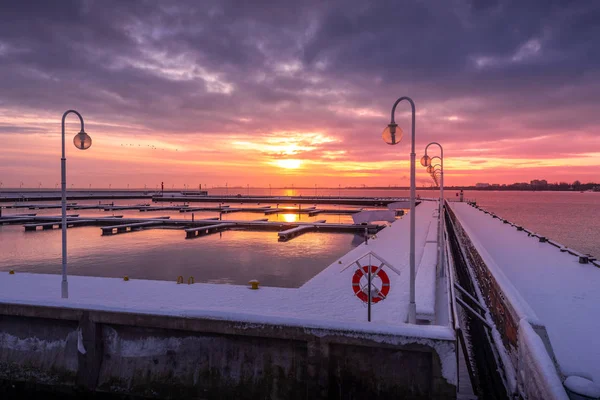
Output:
0,303,456,399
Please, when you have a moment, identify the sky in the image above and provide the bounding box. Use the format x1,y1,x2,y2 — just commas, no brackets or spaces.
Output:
1,0,599,189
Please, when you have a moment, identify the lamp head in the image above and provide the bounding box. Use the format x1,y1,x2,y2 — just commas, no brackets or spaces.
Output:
73,130,92,150
420,155,431,167
426,165,435,174
382,123,402,145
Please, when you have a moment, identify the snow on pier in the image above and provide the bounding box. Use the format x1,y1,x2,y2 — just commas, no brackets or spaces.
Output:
0,200,459,394
450,201,600,389
0,201,445,328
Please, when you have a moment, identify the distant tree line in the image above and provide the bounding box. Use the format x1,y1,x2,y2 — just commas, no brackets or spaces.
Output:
422,180,600,191
355,181,600,191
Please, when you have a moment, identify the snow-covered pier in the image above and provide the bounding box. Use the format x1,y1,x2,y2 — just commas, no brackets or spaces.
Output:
447,201,600,399
0,200,458,399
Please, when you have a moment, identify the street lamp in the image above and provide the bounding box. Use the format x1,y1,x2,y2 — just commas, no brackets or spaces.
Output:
422,142,445,277
382,96,417,324
61,109,92,299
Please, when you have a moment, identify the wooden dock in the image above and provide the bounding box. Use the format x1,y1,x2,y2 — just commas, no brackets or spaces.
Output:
23,216,124,231
102,220,168,235
0,214,383,241
3,201,384,216
277,219,326,241
185,223,237,238
24,219,96,231
153,195,413,207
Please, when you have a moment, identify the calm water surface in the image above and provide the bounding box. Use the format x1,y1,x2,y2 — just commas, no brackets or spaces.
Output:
1,189,597,287
0,197,374,287
458,190,600,258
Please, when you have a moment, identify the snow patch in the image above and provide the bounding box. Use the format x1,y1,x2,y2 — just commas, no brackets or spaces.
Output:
564,376,600,398
518,320,568,400
0,331,70,352
77,328,86,355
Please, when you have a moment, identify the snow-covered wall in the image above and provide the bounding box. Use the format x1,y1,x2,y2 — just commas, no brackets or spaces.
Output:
0,303,457,399
448,203,568,400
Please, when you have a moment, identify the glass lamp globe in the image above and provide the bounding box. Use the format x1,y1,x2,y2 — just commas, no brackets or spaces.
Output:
420,155,431,167
73,131,92,150
382,123,402,145
426,165,435,173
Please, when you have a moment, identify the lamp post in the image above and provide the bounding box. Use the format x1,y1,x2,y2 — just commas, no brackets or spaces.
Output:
421,142,444,277
431,169,441,186
61,110,92,299
382,96,417,324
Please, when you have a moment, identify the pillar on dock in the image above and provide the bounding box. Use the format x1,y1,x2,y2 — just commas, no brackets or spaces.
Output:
76,312,103,390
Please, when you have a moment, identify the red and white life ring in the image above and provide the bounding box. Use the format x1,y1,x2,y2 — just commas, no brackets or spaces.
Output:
351,265,390,303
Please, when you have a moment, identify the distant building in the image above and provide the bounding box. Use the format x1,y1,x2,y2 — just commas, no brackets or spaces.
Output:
530,179,548,188
475,183,490,188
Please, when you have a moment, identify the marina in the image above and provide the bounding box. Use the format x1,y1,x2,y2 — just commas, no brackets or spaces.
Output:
0,198,386,241
2,1,599,397
2,192,599,398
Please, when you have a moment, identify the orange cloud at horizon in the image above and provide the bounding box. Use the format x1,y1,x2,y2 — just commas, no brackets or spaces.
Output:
2,114,599,189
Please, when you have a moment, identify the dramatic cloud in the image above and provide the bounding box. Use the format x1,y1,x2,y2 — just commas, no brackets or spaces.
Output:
0,0,599,187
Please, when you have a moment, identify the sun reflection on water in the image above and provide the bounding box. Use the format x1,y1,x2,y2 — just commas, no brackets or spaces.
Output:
282,213,298,223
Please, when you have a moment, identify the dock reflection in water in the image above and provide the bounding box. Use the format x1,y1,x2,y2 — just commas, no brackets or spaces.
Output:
0,223,359,288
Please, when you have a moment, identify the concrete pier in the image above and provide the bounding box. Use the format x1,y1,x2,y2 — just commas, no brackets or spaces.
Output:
0,201,457,398
447,201,600,399
0,302,455,399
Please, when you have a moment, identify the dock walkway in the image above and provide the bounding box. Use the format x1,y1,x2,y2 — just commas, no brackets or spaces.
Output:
450,201,600,388
0,201,445,327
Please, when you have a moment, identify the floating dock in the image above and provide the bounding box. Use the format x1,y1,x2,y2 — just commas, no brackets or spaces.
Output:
3,202,377,216
0,214,383,242
153,195,415,207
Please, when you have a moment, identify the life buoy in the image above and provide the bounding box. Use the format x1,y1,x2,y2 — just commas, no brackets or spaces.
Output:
352,265,390,303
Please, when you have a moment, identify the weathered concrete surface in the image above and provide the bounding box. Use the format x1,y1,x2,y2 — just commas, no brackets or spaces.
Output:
0,303,456,399
0,315,79,386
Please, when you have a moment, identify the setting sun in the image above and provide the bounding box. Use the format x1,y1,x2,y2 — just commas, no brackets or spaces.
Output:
274,159,303,169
